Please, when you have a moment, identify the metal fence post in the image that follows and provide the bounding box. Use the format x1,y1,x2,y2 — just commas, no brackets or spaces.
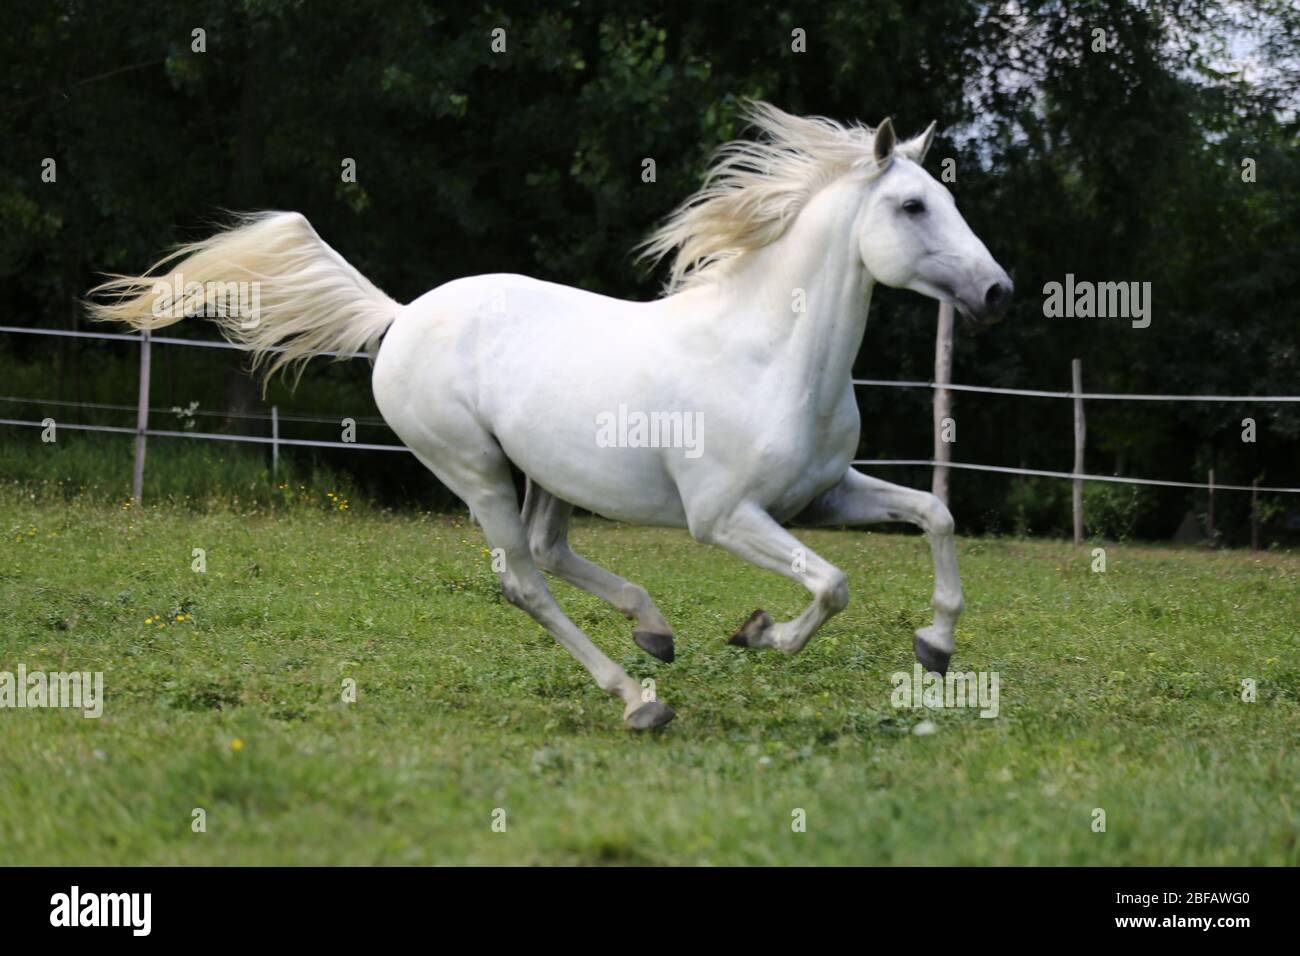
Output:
132,328,151,503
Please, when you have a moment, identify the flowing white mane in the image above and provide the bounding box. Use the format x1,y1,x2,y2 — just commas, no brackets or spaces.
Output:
637,101,889,294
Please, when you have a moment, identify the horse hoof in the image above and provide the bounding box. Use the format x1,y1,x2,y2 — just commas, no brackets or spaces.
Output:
634,630,675,663
625,700,675,730
729,609,773,647
913,633,951,676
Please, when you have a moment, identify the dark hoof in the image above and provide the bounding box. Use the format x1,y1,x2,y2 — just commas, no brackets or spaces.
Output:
729,609,773,647
634,630,675,663
913,634,951,676
625,700,675,730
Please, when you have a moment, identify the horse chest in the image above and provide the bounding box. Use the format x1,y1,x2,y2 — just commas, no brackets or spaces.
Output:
759,400,859,519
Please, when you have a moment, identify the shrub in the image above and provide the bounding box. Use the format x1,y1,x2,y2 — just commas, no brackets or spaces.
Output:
1083,480,1148,542
1004,477,1070,538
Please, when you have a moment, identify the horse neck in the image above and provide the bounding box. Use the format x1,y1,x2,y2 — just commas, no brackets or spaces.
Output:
721,178,872,407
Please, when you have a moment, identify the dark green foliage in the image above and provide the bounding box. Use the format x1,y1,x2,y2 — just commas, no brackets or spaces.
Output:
0,1,1295,539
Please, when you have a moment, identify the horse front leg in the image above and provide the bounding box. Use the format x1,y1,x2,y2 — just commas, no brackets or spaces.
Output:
797,468,964,674
692,501,848,654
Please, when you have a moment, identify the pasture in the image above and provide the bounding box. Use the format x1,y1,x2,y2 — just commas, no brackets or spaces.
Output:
1,481,1297,865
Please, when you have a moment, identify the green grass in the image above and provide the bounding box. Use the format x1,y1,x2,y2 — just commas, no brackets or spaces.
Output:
1,489,1297,865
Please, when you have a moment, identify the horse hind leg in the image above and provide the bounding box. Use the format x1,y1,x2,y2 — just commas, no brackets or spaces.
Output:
522,479,676,663
414,450,674,730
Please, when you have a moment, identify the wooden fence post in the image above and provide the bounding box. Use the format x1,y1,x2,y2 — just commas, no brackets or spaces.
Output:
1207,468,1215,544
132,328,151,503
1251,477,1260,552
1072,358,1085,544
932,300,954,506
271,405,280,475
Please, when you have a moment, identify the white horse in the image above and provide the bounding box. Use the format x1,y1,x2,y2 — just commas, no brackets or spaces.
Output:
91,102,1012,730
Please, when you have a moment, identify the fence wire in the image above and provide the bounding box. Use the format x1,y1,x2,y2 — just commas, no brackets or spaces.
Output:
4,324,1298,494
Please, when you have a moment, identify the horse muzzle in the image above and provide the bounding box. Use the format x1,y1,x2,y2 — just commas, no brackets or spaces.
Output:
956,273,1014,325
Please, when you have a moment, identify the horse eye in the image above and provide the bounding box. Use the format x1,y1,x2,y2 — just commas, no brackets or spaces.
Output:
902,199,925,215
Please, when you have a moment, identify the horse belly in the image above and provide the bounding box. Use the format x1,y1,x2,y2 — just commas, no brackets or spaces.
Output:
505,440,689,526
468,325,689,525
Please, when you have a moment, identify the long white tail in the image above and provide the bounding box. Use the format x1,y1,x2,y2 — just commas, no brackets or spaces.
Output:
87,211,400,388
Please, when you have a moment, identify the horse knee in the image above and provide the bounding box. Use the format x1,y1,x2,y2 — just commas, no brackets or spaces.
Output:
819,568,849,614
924,496,955,537
527,539,556,571
500,576,528,609
527,526,570,571
501,572,546,611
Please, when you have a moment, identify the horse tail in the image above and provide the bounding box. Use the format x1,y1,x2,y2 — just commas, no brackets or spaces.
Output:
86,211,399,391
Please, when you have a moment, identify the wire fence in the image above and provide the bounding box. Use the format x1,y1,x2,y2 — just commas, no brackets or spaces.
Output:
0,417,406,452
849,459,1299,494
0,394,385,426
851,377,1300,403
3,324,1298,505
0,324,368,358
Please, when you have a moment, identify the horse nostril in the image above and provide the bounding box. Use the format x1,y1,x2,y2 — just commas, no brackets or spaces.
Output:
985,283,1008,312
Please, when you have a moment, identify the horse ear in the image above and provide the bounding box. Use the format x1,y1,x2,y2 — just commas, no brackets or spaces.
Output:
873,118,896,166
902,120,937,165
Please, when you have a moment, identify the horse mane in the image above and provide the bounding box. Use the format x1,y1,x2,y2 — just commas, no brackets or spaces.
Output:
636,100,888,294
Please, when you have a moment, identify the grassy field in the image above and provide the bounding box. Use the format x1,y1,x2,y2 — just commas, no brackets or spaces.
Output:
1,485,1298,865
